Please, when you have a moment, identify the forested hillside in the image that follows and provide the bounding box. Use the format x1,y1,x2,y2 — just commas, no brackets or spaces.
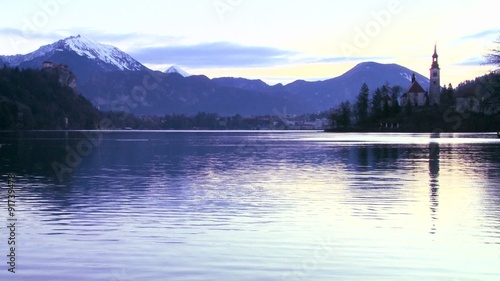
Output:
0,66,100,129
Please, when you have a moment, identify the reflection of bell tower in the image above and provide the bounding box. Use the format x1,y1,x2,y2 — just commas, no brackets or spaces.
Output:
428,141,440,235
429,45,441,106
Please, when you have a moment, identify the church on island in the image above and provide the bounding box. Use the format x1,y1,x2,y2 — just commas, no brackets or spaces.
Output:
400,45,441,107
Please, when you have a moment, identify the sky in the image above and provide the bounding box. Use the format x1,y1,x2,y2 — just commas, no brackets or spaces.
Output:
0,0,498,86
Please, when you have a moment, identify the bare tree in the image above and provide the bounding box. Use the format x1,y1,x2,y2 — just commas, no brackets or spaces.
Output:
485,33,500,72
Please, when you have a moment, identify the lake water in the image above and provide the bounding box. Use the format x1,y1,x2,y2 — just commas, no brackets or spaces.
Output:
0,131,499,280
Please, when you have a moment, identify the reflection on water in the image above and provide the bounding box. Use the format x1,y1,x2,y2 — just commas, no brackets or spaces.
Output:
429,142,440,235
0,131,499,281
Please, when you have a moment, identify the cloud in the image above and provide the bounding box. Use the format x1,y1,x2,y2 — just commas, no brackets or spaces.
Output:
0,28,63,40
0,28,138,44
69,30,182,46
454,57,487,66
128,42,300,68
313,56,395,64
459,29,499,41
0,28,181,47
0,28,397,69
77,31,144,42
129,42,397,69
0,29,296,68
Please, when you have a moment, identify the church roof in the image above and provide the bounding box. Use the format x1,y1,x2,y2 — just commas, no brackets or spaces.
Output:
382,94,392,101
407,80,426,93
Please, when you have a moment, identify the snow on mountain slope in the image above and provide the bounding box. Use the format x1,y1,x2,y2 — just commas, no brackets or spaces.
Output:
165,65,190,77
400,72,413,82
1,35,145,71
63,35,143,70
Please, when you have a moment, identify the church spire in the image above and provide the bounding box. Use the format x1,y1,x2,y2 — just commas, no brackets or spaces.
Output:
429,44,441,105
431,44,439,69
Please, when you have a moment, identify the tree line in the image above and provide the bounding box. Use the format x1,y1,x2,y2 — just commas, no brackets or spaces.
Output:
329,82,403,129
1,65,498,132
328,73,500,132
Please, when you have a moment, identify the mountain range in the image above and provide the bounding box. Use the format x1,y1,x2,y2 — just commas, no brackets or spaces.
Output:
0,35,430,115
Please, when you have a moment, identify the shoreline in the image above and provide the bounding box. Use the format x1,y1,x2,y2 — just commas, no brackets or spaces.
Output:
0,129,498,134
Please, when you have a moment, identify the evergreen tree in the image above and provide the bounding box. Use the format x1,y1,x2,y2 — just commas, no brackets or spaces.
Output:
440,83,454,108
0,66,100,129
371,87,383,119
329,101,352,128
382,98,390,117
354,83,370,125
339,101,352,128
404,99,413,116
390,85,402,114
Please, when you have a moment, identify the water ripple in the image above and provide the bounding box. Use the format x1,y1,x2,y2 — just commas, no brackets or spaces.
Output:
0,131,499,280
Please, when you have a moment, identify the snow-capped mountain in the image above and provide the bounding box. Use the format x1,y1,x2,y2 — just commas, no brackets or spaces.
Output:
165,65,190,77
64,35,145,71
0,35,148,81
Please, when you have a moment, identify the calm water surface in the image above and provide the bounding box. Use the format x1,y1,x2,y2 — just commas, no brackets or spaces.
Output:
0,131,499,280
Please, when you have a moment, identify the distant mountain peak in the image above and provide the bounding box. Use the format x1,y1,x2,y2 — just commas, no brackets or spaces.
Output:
356,61,378,66
60,35,144,71
344,61,429,85
353,61,398,69
165,65,190,77
0,35,146,72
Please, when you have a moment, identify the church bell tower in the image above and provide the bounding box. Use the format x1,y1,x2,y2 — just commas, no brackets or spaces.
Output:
429,45,440,105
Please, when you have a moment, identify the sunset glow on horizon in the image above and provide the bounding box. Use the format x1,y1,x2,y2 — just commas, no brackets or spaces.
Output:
0,0,498,86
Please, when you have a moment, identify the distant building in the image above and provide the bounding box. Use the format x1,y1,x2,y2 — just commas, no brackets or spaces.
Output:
42,61,69,69
429,45,441,105
42,61,54,68
379,118,400,130
314,118,329,130
400,45,441,107
41,61,78,92
401,73,427,106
